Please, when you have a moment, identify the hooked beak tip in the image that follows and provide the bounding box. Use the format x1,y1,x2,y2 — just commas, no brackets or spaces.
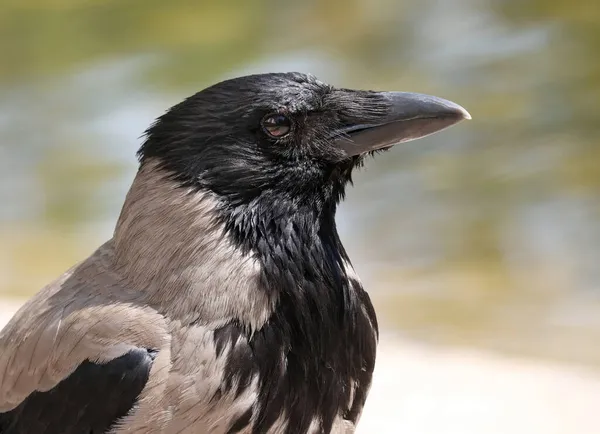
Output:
446,100,471,121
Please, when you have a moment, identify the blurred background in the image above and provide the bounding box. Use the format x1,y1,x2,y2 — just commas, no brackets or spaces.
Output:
1,0,599,432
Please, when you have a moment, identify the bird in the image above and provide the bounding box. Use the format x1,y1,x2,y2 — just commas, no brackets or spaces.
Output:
0,72,469,434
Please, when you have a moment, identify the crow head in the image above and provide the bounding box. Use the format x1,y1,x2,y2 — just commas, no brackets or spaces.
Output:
139,72,469,211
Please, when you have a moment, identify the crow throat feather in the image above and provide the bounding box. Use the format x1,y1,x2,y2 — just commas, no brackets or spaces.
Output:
123,160,379,433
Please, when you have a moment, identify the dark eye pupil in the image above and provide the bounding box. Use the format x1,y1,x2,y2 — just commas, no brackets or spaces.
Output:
262,114,291,137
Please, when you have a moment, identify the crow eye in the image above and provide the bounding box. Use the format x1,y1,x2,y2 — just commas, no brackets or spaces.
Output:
261,113,291,138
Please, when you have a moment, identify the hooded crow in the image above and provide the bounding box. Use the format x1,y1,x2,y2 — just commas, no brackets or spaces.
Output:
0,72,469,434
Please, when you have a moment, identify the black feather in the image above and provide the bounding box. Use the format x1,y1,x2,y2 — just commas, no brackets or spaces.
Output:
215,195,378,434
0,348,156,434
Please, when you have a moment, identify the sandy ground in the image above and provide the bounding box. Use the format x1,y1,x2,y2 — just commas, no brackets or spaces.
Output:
2,298,600,434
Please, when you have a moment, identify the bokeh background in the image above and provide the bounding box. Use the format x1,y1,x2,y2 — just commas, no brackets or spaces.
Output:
1,1,599,432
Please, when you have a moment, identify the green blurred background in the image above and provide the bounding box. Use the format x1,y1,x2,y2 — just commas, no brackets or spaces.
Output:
1,0,599,368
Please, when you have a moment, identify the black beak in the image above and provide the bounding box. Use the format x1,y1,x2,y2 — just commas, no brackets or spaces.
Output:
334,92,471,157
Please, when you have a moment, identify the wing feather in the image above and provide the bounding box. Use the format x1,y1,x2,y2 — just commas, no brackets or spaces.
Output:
0,247,170,433
0,348,156,434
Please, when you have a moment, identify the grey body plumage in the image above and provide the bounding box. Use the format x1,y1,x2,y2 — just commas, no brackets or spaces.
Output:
0,72,469,434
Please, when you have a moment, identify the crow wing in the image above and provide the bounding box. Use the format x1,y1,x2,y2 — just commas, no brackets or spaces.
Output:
0,348,155,434
0,248,170,434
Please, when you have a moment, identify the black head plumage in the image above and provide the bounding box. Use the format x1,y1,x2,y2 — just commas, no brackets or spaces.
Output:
139,72,391,208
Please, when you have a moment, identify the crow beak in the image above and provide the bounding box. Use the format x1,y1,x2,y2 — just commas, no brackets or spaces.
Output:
334,92,471,157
